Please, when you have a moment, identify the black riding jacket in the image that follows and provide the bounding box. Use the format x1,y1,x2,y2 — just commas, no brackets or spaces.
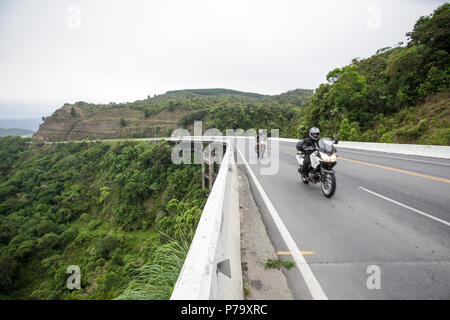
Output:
297,137,320,154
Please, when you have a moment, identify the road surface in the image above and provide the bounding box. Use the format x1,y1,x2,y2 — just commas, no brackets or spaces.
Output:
236,139,450,299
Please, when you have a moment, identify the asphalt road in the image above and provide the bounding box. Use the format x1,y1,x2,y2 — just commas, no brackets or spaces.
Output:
237,139,450,299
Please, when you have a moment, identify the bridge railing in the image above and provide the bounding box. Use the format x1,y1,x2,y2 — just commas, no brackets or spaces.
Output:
170,137,242,300
168,135,450,299
273,137,450,159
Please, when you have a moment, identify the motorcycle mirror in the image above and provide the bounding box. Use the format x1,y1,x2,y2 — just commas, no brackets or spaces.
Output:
334,139,339,144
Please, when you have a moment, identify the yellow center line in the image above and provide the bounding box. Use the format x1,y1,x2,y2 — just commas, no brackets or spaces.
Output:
278,145,450,184
338,156,450,184
277,251,316,255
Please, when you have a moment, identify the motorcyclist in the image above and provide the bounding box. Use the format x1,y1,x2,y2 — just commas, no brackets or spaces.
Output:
298,127,320,178
256,129,266,157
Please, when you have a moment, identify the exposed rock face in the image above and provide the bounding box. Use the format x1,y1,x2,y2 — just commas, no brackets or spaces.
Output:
33,104,186,141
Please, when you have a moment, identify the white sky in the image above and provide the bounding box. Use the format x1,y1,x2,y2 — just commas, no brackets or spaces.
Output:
0,0,445,118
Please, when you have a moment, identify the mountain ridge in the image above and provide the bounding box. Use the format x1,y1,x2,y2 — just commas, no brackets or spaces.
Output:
33,88,314,141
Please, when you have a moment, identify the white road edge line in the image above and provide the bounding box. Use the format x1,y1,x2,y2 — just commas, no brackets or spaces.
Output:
359,187,450,227
235,144,328,300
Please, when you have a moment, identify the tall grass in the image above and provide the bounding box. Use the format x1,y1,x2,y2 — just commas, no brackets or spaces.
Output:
115,237,190,300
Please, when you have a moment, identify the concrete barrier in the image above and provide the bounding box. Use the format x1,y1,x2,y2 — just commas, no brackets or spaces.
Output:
272,137,450,159
170,139,243,300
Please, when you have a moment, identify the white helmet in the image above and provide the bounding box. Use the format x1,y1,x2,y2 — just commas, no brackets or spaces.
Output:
309,127,320,140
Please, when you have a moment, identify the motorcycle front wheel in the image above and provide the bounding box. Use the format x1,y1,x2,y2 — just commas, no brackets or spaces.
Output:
321,172,336,198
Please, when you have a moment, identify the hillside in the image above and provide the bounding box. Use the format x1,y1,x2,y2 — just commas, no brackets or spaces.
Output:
33,88,314,141
0,137,206,299
297,3,450,145
164,88,268,98
33,4,449,145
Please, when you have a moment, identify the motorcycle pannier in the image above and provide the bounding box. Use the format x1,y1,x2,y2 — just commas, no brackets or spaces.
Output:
296,140,303,151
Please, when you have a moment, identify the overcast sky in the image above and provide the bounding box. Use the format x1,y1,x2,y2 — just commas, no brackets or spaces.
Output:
0,0,445,118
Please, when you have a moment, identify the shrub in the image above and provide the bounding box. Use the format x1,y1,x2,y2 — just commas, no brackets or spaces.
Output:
37,233,61,250
0,255,18,291
96,235,119,259
380,132,395,143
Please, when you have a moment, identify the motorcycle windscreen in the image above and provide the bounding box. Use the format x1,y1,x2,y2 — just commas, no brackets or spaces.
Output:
318,138,335,153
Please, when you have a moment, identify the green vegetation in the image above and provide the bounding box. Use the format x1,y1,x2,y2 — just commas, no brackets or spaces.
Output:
38,88,313,141
297,3,450,145
264,258,295,270
0,137,207,299
165,88,268,98
104,88,312,137
37,5,448,145
243,281,251,298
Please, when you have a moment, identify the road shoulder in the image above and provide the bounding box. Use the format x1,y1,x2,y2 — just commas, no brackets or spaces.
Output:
238,166,293,300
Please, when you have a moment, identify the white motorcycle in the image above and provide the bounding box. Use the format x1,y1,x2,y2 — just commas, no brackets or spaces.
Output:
296,138,338,198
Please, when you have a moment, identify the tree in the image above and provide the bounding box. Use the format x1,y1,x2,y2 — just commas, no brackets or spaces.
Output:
0,255,18,290
96,235,118,259
338,118,352,141
120,118,127,127
324,65,370,126
406,3,450,51
37,233,61,250
70,107,76,117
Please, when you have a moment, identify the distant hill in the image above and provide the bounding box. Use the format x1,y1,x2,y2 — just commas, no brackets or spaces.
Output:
0,127,34,137
164,88,268,98
0,118,43,131
34,88,314,141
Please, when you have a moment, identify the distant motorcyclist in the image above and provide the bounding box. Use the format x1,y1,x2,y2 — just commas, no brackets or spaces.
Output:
297,127,320,178
256,129,267,157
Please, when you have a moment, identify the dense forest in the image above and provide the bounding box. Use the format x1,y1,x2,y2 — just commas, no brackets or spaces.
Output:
298,3,450,145
128,88,313,136
0,136,207,299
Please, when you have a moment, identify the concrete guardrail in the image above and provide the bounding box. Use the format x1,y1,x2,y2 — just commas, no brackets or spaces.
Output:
170,138,242,300
45,135,449,298
273,137,450,159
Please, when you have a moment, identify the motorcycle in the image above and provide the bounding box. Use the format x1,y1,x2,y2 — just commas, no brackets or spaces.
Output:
296,138,338,198
256,138,267,158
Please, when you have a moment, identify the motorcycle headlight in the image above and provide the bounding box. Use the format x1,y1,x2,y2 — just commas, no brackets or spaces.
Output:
319,152,330,162
330,154,337,162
